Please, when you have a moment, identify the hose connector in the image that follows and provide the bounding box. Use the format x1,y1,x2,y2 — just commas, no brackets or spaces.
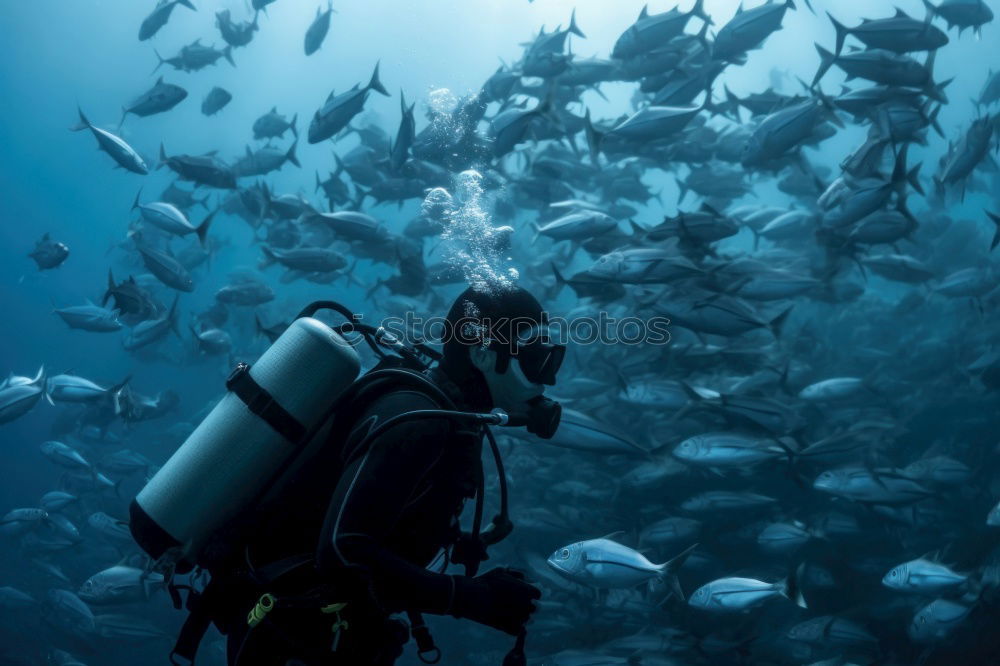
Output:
489,408,510,426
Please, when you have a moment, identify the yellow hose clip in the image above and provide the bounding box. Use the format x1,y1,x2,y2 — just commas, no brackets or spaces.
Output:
247,593,276,628
320,602,349,651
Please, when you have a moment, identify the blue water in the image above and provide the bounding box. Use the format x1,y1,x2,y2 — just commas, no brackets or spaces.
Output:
2,0,1000,664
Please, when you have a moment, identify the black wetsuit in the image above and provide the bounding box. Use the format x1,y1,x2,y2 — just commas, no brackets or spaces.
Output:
220,368,485,666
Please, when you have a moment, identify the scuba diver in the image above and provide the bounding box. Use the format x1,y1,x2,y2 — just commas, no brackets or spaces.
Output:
131,286,565,665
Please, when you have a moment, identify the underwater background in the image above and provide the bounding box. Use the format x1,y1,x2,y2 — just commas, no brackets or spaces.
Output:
2,0,1000,664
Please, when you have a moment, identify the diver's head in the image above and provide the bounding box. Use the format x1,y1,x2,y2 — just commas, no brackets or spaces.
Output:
441,286,564,438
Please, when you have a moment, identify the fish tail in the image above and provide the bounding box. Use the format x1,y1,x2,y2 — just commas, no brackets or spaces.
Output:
769,306,794,339
367,60,390,97
723,85,742,118
177,0,196,10
353,185,370,209
925,76,952,107
933,175,945,201
33,365,51,406
583,108,602,166
110,374,132,395
167,296,181,338
986,210,1000,251
812,43,835,88
551,261,568,285
827,12,849,56
690,0,712,25
152,49,166,74
196,208,217,247
286,140,300,168
907,162,924,196
653,542,698,602
567,8,585,38
780,569,808,608
69,106,90,132
675,175,689,206
925,102,945,140
103,269,116,306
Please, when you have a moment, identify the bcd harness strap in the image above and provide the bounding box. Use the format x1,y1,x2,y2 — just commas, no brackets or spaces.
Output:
169,367,508,665
168,553,328,665
226,362,306,444
169,577,223,666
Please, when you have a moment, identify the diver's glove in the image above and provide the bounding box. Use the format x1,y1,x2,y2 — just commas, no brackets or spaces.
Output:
451,567,541,635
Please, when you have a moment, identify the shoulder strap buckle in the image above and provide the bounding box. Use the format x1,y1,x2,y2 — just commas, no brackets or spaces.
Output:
225,362,307,444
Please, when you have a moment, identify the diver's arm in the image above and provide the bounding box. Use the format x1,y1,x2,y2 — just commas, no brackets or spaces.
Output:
317,411,460,615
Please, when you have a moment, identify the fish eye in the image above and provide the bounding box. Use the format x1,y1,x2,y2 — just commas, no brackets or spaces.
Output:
560,549,570,559
891,570,897,577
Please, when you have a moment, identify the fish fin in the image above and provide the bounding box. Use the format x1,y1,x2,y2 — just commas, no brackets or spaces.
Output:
367,61,390,97
675,176,689,206
224,45,235,67
152,49,166,74
286,140,300,168
166,296,181,338
813,43,836,88
69,106,90,132
599,530,627,542
690,0,712,25
769,306,793,339
157,143,167,170
110,374,132,395
907,163,924,196
826,12,850,56
782,570,808,608
290,112,298,139
196,208,217,247
131,188,142,212
984,210,1000,251
567,8,585,38
654,543,698,602
583,108,603,166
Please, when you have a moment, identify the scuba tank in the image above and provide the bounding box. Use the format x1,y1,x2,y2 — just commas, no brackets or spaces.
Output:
130,312,361,571
131,300,546,665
